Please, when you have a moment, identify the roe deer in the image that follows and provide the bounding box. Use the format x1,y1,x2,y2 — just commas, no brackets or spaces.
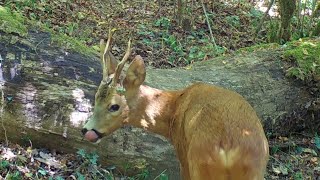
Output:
82,30,269,180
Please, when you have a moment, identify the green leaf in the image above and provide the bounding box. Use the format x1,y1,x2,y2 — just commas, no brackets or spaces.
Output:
55,176,64,180
76,171,86,180
38,168,47,176
0,160,10,169
159,173,169,180
76,149,86,158
88,153,99,165
294,171,303,180
315,133,320,149
302,148,317,156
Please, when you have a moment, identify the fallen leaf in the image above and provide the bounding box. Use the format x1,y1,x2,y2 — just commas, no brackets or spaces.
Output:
272,165,288,175
310,157,318,165
302,148,317,156
272,166,281,174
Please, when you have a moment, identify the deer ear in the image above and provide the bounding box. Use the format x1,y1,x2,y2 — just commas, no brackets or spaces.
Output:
123,55,146,90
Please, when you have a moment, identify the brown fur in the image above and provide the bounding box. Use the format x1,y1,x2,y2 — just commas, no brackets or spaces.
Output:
168,83,269,180
83,38,269,180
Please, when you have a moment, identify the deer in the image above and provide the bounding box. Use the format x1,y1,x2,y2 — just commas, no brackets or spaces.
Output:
81,30,269,180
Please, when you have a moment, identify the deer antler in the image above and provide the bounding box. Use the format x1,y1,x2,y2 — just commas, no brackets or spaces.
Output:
100,39,107,80
110,38,132,87
100,29,117,81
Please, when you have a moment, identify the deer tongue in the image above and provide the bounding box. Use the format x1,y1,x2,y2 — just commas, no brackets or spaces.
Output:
84,130,99,142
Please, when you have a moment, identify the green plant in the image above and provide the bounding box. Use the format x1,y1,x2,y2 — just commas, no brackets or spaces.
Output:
76,171,86,180
6,171,22,180
131,169,150,180
283,40,320,81
38,167,48,176
226,15,240,28
49,176,65,180
0,5,28,36
76,149,99,166
315,133,320,149
163,34,183,54
154,17,171,29
66,22,79,36
267,20,280,43
157,170,169,180
0,160,10,170
248,8,263,19
271,145,280,154
293,171,303,180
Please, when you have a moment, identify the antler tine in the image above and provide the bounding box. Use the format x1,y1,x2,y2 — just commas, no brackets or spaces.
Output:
100,39,107,80
101,29,115,81
111,38,132,87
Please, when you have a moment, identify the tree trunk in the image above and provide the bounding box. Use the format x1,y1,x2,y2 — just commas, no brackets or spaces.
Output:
0,31,318,179
176,0,184,25
278,0,296,42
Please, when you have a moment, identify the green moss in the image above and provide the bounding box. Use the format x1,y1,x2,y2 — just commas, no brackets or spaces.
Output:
0,5,97,57
237,43,280,53
283,39,320,81
34,24,97,57
51,32,98,57
0,6,28,36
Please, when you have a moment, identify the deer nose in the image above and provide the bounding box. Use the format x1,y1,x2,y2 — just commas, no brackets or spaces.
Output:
81,128,88,135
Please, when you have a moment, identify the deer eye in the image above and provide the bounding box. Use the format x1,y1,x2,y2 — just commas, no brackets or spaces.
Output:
108,104,120,112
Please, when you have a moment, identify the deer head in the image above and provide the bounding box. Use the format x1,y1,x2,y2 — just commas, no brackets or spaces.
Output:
82,30,146,143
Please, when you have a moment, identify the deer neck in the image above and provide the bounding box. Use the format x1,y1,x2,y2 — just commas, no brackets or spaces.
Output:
125,85,181,139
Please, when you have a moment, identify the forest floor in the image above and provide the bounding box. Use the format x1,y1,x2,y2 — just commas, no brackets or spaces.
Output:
1,0,320,179
0,134,319,179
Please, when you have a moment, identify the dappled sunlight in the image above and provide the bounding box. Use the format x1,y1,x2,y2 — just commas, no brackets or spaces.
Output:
70,88,92,127
0,148,16,161
140,118,149,129
17,83,41,128
141,86,164,127
0,56,4,82
255,1,278,17
1,50,38,128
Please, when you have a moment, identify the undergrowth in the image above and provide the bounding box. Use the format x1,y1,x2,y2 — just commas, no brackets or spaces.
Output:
283,38,320,81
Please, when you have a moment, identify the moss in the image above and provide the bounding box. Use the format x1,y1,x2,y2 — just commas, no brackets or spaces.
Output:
237,43,280,53
283,39,320,81
0,6,28,36
312,21,320,36
33,24,98,57
0,5,97,57
50,32,98,57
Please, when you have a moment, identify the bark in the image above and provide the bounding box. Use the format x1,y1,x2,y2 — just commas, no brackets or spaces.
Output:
278,0,296,42
176,0,184,25
0,31,318,178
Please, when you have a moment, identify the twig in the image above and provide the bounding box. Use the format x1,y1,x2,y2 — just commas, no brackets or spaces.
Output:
0,83,8,146
269,155,294,172
153,169,167,180
254,0,275,39
34,38,48,58
201,1,218,52
28,139,33,148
